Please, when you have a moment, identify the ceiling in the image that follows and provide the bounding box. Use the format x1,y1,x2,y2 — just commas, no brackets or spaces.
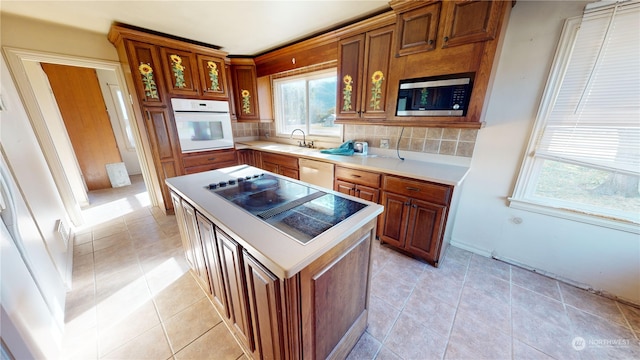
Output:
1,0,391,56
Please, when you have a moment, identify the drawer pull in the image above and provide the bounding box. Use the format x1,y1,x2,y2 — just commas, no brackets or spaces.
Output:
406,187,421,192
208,157,216,161
351,174,362,178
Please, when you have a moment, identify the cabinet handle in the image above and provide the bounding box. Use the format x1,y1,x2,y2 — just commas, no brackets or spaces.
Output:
351,174,361,178
404,202,411,206
406,187,421,192
208,157,216,161
412,204,417,208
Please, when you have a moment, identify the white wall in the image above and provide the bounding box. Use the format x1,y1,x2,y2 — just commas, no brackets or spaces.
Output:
452,1,640,305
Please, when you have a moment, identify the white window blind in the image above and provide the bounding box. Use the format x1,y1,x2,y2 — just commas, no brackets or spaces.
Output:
535,1,640,176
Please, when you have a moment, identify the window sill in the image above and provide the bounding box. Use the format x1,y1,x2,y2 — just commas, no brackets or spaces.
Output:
508,198,640,235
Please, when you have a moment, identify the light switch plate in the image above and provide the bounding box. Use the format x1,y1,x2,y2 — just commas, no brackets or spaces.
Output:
380,138,389,149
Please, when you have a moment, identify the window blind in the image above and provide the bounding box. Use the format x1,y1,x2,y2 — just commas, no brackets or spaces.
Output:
535,0,640,175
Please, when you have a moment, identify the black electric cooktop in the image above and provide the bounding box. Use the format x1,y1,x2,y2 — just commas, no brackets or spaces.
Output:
208,173,367,244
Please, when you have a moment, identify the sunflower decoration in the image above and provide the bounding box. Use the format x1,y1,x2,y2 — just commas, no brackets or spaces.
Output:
369,70,384,110
138,62,158,99
170,54,186,88
207,61,220,91
241,89,251,114
342,75,353,111
420,88,429,106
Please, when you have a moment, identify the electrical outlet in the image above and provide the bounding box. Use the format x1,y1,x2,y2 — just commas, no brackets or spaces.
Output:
380,138,390,149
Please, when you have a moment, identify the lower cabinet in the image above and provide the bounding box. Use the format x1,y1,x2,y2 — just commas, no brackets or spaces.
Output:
182,149,237,174
379,175,452,267
260,152,299,179
334,166,381,203
196,212,228,317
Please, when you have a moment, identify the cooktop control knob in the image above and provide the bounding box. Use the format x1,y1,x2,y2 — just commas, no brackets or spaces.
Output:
228,179,236,185
208,183,218,189
218,181,227,187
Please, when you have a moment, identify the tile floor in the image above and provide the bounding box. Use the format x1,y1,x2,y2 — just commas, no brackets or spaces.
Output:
61,175,640,360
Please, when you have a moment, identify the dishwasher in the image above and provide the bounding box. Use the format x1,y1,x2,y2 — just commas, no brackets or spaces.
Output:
298,158,334,190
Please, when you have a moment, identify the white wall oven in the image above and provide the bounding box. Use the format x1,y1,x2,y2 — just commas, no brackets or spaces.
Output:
171,98,234,153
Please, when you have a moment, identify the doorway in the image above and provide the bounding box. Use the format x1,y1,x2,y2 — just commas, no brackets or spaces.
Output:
3,47,157,227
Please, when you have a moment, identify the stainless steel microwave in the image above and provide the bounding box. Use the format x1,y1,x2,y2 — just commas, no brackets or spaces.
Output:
396,74,473,116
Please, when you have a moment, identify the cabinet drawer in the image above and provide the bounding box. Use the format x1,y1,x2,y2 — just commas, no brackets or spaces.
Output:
335,166,380,188
382,175,452,205
261,152,298,169
183,150,236,168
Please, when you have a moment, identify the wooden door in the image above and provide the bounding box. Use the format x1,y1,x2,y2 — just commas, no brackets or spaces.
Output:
182,199,210,291
197,212,229,317
231,63,260,120
379,192,410,248
336,34,365,119
362,25,394,119
441,0,502,48
197,54,229,99
405,198,447,265
395,2,441,56
159,47,199,96
41,63,122,190
356,184,380,203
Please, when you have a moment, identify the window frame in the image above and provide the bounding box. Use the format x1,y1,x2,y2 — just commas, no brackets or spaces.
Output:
272,67,341,140
509,14,639,234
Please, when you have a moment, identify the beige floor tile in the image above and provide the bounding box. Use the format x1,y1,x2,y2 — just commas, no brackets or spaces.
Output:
383,313,448,360
402,286,456,336
347,332,381,360
468,253,511,281
154,272,206,321
174,323,243,360
101,323,172,360
366,295,400,342
511,265,561,301
163,297,222,353
620,302,640,336
96,277,153,330
370,271,415,311
374,347,402,360
98,300,161,357
560,282,627,326
445,309,512,360
512,339,555,360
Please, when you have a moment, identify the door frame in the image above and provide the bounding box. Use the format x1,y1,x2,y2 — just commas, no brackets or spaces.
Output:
2,46,158,226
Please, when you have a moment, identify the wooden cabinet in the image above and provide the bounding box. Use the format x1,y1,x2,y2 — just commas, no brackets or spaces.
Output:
125,40,166,106
395,2,441,56
196,212,229,317
379,175,452,267
216,228,253,350
170,193,210,291
237,149,262,168
196,54,230,100
231,59,260,121
337,24,394,121
160,47,199,96
334,166,381,203
441,0,503,48
182,149,237,174
260,152,298,179
243,250,285,360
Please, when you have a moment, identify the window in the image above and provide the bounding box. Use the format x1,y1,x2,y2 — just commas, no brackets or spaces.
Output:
108,84,136,150
273,68,340,139
511,1,640,231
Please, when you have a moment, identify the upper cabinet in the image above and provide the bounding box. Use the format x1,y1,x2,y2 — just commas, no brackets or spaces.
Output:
160,47,200,96
196,54,230,100
441,0,503,48
337,24,394,122
126,40,166,106
230,58,260,121
395,2,441,56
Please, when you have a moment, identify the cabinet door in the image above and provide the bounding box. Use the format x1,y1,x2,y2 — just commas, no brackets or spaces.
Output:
405,198,447,264
243,250,285,360
196,213,228,317
232,64,260,120
379,192,410,248
395,2,441,56
362,25,394,119
160,47,199,96
335,180,355,197
170,192,196,270
126,40,165,106
336,34,365,119
182,200,211,292
261,161,279,175
356,184,380,203
280,166,299,180
197,54,229,99
216,229,253,350
441,0,502,48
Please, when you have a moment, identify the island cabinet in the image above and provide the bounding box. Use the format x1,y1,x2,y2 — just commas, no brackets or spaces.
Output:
334,166,381,203
336,24,395,122
379,175,453,267
168,186,379,360
260,152,299,179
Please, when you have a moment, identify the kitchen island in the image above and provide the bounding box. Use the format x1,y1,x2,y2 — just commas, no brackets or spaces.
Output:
166,165,383,359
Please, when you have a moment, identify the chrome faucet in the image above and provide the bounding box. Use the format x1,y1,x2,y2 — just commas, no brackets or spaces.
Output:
290,128,307,147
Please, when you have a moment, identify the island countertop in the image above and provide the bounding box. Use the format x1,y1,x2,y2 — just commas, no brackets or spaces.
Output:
166,165,384,279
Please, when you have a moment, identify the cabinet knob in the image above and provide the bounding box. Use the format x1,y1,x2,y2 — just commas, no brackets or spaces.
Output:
428,39,434,45
411,204,417,208
444,36,449,42
404,202,411,206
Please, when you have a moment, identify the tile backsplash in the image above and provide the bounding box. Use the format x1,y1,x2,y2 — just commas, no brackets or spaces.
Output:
233,122,477,158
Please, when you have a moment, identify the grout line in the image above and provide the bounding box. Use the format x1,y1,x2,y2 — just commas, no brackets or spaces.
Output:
441,252,471,360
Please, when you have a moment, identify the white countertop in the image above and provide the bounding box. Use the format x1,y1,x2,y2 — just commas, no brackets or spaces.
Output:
235,141,470,187
166,165,384,279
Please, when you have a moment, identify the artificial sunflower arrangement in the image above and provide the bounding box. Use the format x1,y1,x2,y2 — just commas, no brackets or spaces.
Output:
207,61,220,91
342,75,353,111
369,70,384,110
170,54,186,88
241,89,251,114
138,62,158,99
